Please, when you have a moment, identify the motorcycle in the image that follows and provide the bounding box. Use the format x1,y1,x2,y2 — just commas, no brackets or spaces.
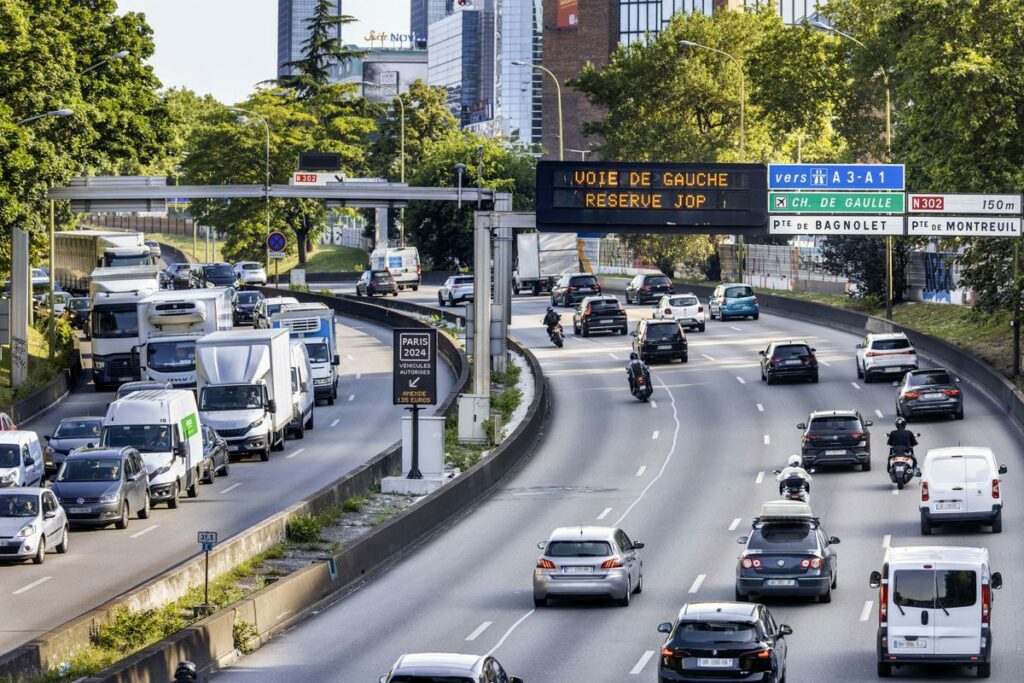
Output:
888,447,916,490
548,323,564,348
773,469,812,503
631,372,653,402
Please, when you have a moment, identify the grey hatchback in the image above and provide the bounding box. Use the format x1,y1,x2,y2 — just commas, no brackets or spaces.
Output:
51,447,150,528
895,368,964,421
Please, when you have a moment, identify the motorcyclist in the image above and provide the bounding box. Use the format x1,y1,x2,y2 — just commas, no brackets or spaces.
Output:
542,306,561,336
172,661,201,682
626,352,650,393
886,417,919,473
776,454,812,495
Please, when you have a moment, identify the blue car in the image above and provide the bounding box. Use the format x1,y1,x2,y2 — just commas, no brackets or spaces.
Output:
709,283,759,321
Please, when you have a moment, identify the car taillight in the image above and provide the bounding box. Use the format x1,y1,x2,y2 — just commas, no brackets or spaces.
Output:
637,376,646,384
664,307,672,314
698,306,704,312
741,557,762,569
865,351,880,357
879,583,889,623
595,284,602,292
769,357,779,366
802,434,819,443
806,354,817,365
850,431,865,439
992,479,1000,499
568,286,577,291
982,584,991,624
903,391,921,399
921,481,930,501
945,388,961,397
800,557,823,569
417,263,421,273
370,280,377,285
739,649,773,671
537,558,556,569
618,307,626,314
601,558,623,569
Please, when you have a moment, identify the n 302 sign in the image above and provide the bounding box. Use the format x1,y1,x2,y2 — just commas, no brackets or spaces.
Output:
908,194,1022,215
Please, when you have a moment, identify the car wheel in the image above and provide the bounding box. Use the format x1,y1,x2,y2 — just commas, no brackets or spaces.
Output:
767,374,775,385
634,569,643,594
862,459,872,472
56,525,69,554
617,580,631,607
877,662,892,678
681,353,688,363
392,291,398,297
573,323,579,335
295,421,305,440
954,406,964,420
991,511,1002,533
977,663,991,678
412,285,419,292
219,461,230,477
620,327,628,335
306,410,314,430
734,587,746,602
533,596,547,608
138,493,151,519
272,431,285,451
811,373,819,383
115,502,129,529
920,513,932,535
187,473,199,498
863,372,873,384
32,538,45,564
582,324,589,337
856,361,863,379
448,294,455,306
761,370,766,381
818,585,832,603
260,445,270,462
832,572,838,589
437,294,445,307
698,323,706,332
753,312,760,320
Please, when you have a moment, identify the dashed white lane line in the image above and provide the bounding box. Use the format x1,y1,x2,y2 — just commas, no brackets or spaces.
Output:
875,409,885,419
485,609,535,657
763,434,771,445
635,466,647,477
219,483,242,494
882,534,892,548
347,394,355,401
819,360,832,367
756,471,765,484
465,621,493,642
355,373,361,380
649,400,657,409
729,325,743,332
330,418,340,428
608,353,618,360
736,376,746,385
346,354,354,361
652,430,659,440
756,403,764,412
688,574,706,594
729,518,742,531
630,651,656,676
851,382,861,390
891,484,899,496
860,601,874,622
597,507,612,520
701,353,715,361
130,524,159,539
12,576,51,595
285,447,306,460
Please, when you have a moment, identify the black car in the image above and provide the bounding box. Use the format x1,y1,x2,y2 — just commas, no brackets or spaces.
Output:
760,341,818,384
633,319,688,363
798,410,872,470
64,297,91,329
551,273,601,307
200,424,229,481
572,296,627,336
356,269,398,297
43,416,104,478
201,262,237,288
736,509,840,603
895,367,963,420
166,263,198,289
233,290,264,326
51,447,151,528
626,272,674,305
657,602,791,682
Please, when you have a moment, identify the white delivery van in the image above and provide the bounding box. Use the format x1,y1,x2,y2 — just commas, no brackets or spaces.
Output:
0,431,45,488
271,302,340,404
195,329,294,461
871,545,1002,678
100,390,204,508
920,448,1007,535
289,340,315,439
371,247,421,291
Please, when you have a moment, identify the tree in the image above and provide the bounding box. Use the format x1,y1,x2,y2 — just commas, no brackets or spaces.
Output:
619,234,718,278
819,236,908,303
368,80,459,181
278,0,361,100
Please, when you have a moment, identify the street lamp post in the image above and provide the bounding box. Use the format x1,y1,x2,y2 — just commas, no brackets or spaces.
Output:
360,82,406,246
512,60,562,161
567,148,592,161
78,50,129,77
228,107,271,269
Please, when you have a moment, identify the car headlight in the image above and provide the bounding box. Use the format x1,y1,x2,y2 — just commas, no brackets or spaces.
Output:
248,418,264,430
17,523,36,538
1,472,16,483
99,492,120,504
94,360,106,369
44,446,54,458
152,464,172,477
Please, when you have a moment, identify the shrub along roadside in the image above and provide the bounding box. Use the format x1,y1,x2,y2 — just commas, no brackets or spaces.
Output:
444,361,523,472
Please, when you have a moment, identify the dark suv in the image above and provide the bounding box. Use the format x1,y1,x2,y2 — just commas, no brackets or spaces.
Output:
633,319,688,363
895,367,963,421
760,341,818,384
736,517,840,603
356,269,398,297
626,273,674,305
551,273,601,307
201,262,237,288
657,602,791,682
573,296,627,336
798,410,872,470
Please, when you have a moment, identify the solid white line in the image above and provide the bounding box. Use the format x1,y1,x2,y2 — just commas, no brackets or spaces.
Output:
729,517,742,531
330,418,340,428
851,382,861,390
130,525,159,539
12,576,51,595
465,621,493,642
736,376,746,385
649,400,657,408
347,394,355,401
730,325,743,332
285,447,306,460
219,483,242,494
763,434,771,445
652,430,659,440
756,403,764,412
875,409,885,419
819,360,832,367
882,534,892,548
860,601,874,622
630,651,656,676
701,353,715,361
756,471,765,484
485,609,535,657
635,466,647,477
597,507,612,520
688,574,706,594
608,353,618,360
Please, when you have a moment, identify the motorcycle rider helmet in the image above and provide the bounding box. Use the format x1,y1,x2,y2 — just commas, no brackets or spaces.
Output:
546,306,554,313
629,352,639,361
787,454,803,468
895,417,907,429
173,661,198,681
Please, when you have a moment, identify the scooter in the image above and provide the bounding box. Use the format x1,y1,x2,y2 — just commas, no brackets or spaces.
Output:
631,372,653,402
888,447,916,490
772,469,813,503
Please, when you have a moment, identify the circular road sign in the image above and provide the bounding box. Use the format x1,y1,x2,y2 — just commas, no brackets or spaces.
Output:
266,231,287,253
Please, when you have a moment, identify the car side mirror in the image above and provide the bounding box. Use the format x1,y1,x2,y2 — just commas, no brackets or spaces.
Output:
990,572,1003,590
855,343,863,349
44,435,50,442
829,536,841,545
891,381,899,387
537,541,546,550
998,464,1007,475
87,442,95,448
810,348,816,353
808,468,816,474
658,622,673,634
796,423,806,430
333,355,340,366
772,469,781,475
736,536,749,544
174,444,186,459
44,510,56,520
869,571,882,588
632,541,645,549
24,457,34,466
778,625,793,637
268,399,277,413
955,377,961,383
864,421,873,427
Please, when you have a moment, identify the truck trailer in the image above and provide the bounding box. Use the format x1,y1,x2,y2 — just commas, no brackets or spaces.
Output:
56,230,155,294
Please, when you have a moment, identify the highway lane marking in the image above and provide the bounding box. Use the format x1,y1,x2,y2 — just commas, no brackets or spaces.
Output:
597,507,612,520
860,601,874,622
635,466,647,477
763,434,771,445
729,518,742,531
465,621,493,641
851,382,861,390
12,576,51,595
346,354,354,361
130,525,159,539
736,376,746,385
330,418,340,428
729,326,743,332
219,483,242,494
484,609,535,657
882,534,892,548
652,430,659,440
348,394,355,401
608,353,619,360
629,651,656,676
356,373,361,380
649,400,657,408
756,471,765,484
701,354,715,361
819,360,832,367
757,403,764,412
285,448,306,460
891,484,899,496
875,409,885,418
688,574,706,594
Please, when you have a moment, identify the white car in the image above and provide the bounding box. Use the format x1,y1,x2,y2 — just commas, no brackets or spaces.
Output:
652,293,706,332
855,332,918,382
920,447,1006,535
437,275,474,306
380,654,524,683
234,261,268,286
0,431,46,488
0,487,70,564
144,240,162,259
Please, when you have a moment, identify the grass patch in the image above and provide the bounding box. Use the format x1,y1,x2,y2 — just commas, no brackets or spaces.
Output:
145,233,366,275
342,496,367,513
145,232,221,264
285,514,323,543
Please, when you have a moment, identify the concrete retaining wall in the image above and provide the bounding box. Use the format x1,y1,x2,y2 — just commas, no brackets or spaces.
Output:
9,350,82,426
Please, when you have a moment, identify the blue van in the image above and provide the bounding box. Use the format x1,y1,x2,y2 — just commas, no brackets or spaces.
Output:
709,283,759,321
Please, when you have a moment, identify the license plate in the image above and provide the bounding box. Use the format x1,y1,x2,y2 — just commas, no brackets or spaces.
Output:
894,639,927,649
658,344,672,350
923,392,944,400
885,367,903,373
228,445,240,452
698,658,733,668
563,566,593,574
118,376,134,382
69,507,91,514
767,579,796,586
784,359,801,365
0,539,10,547
825,449,846,455
935,502,961,511
578,288,591,293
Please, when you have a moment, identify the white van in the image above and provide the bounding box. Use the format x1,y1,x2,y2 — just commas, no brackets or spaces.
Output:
870,545,1002,678
289,340,315,439
0,432,45,488
920,448,1006,535
371,247,421,291
101,390,204,508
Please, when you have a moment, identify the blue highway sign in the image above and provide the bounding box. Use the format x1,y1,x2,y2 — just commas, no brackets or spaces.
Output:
768,164,905,191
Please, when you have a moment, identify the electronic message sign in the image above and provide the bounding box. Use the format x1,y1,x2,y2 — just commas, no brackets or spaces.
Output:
535,161,768,234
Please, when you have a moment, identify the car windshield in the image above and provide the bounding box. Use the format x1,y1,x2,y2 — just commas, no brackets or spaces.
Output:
101,425,172,453
546,540,613,557
670,296,699,307
389,678,474,683
0,495,38,518
570,276,598,287
69,298,90,310
808,416,860,432
773,345,811,359
747,525,817,551
646,276,671,286
673,621,759,645
147,340,196,372
57,458,121,482
893,570,976,609
305,341,331,363
54,419,102,439
872,337,911,350
725,286,754,298
108,254,151,267
92,304,138,339
201,385,264,411
645,324,682,341
0,445,19,468
588,299,620,312
204,265,235,280
237,292,261,304
908,371,953,386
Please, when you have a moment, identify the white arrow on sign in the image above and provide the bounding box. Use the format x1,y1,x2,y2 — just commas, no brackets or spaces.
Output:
409,377,421,388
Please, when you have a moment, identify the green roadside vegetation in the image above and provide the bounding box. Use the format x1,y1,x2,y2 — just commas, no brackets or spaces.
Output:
0,316,76,409
146,233,366,274
445,362,524,472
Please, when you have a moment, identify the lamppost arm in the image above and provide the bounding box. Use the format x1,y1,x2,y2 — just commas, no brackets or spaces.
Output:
511,60,562,160
16,109,73,126
79,50,130,76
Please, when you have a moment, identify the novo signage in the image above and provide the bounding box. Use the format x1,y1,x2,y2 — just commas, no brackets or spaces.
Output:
768,164,905,191
770,191,904,214
769,215,905,235
535,161,768,234
907,216,1022,237
908,193,1023,215
393,329,437,406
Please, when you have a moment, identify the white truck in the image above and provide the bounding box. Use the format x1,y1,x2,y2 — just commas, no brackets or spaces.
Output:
370,246,421,291
269,302,340,405
512,233,580,295
88,266,162,391
136,288,234,388
56,230,155,294
195,329,294,461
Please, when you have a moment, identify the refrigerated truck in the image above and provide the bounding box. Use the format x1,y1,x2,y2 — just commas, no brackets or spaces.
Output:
195,329,294,461
55,230,154,294
269,302,340,405
512,232,580,295
88,266,162,390
136,288,234,388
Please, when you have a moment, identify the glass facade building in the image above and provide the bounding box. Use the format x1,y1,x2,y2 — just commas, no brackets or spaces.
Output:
411,0,453,43
500,0,543,144
428,11,484,126
618,0,826,44
277,0,344,77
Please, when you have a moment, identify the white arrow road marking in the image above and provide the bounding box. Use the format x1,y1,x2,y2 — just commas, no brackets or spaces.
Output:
757,403,764,412
597,507,612,520
756,471,765,484
630,651,656,675
649,400,657,408
852,382,861,390
330,418,340,427
875,409,885,419
635,466,647,477
763,434,771,445
348,394,355,401
729,518,742,531
652,431,659,440
882,534,892,548
13,577,51,595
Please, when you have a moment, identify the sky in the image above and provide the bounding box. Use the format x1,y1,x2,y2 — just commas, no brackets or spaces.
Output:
117,0,409,105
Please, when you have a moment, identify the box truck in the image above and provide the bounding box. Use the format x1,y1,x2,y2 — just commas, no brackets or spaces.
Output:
512,233,580,295
195,329,294,461
88,266,162,390
270,302,340,405
56,230,155,294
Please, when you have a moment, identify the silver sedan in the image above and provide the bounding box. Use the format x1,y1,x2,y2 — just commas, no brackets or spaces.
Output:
533,525,644,606
0,488,69,564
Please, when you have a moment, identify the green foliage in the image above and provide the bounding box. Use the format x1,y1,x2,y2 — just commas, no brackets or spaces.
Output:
491,387,522,423
620,234,718,277
285,514,323,543
819,236,907,302
277,0,361,100
233,619,259,655
368,80,459,181
342,496,366,513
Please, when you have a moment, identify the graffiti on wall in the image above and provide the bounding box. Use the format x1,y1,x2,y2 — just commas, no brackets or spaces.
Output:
922,252,956,303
